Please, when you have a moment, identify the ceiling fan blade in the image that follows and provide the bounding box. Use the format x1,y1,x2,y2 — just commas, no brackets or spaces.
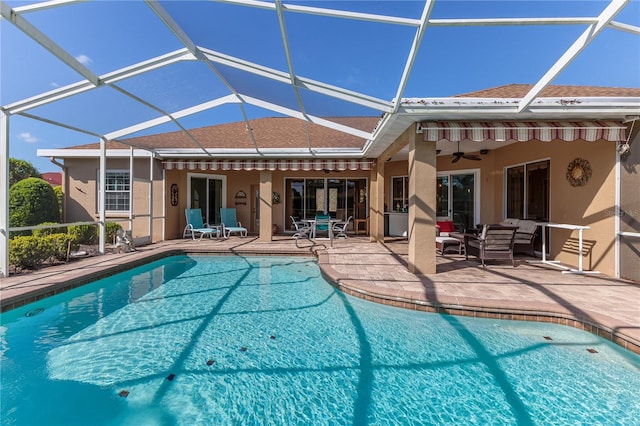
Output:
451,156,461,163
464,155,481,161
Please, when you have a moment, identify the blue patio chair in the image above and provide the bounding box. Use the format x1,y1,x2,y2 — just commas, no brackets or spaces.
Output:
183,208,221,240
220,208,248,237
314,214,331,239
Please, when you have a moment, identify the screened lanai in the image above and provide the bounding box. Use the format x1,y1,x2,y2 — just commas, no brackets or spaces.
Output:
1,0,639,277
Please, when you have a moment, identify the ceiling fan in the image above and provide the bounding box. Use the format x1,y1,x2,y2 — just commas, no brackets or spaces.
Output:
451,141,481,163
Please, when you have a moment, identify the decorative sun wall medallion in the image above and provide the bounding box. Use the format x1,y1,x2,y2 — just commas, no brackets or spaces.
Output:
566,157,592,187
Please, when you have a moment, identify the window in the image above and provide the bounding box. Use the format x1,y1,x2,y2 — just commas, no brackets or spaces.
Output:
98,171,130,212
504,160,549,221
391,176,408,212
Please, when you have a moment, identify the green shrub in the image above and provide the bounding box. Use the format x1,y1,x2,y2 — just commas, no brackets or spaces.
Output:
32,222,66,238
9,177,60,236
54,186,63,221
104,222,123,244
9,158,41,187
44,233,72,261
9,235,54,270
68,224,98,246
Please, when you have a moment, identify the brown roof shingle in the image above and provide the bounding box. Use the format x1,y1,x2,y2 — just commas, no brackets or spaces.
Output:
455,84,640,98
68,116,380,151
64,85,638,152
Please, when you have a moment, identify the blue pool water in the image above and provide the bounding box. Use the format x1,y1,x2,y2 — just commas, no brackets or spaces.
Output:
1,255,639,425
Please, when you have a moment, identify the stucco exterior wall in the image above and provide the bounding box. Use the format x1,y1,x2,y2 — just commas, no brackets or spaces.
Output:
619,129,640,282
164,168,369,240
62,137,620,275
374,139,619,275
64,157,164,243
493,139,617,275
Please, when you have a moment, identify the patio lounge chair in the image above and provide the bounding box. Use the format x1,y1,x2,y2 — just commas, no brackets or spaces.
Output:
465,224,518,267
220,208,248,237
183,208,221,240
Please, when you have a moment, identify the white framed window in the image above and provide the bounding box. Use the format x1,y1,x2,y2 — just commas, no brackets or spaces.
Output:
98,170,130,212
391,176,408,212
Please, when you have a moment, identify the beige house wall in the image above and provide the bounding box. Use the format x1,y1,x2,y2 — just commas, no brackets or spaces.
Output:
493,139,617,275
371,137,619,275
62,136,621,276
64,158,164,243
164,168,369,240
617,129,640,282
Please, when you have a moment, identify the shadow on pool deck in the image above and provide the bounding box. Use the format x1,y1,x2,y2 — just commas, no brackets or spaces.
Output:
1,236,638,354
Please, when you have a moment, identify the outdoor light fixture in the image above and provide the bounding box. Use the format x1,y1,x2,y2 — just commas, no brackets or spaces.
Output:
617,142,631,156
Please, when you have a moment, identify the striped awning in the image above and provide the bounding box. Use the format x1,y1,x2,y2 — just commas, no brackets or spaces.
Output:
418,121,627,142
163,159,374,171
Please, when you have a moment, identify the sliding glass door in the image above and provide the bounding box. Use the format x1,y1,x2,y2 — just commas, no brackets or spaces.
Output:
285,178,367,231
189,174,225,225
505,160,550,252
505,160,549,222
437,171,479,232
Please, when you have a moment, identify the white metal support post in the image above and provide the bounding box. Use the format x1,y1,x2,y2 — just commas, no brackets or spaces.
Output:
0,111,10,277
149,154,153,243
129,146,134,232
99,138,106,254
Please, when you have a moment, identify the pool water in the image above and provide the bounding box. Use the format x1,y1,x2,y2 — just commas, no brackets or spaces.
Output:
1,255,639,425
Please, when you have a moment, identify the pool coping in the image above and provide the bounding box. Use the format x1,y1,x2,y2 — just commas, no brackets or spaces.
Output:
1,244,639,355
315,252,640,355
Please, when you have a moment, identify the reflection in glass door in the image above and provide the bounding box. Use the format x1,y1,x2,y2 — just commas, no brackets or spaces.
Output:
505,160,550,252
189,175,223,225
437,172,477,232
452,174,475,231
285,178,367,231
436,176,449,217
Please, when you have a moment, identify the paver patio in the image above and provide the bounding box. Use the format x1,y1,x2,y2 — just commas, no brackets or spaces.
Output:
1,236,638,354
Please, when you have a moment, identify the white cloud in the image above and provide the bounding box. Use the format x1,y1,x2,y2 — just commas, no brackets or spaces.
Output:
50,82,60,88
18,132,39,143
75,54,92,65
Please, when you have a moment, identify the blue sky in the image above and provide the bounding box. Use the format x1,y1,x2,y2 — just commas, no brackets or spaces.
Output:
1,0,639,172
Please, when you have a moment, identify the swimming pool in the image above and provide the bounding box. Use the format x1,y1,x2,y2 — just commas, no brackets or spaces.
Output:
1,254,639,425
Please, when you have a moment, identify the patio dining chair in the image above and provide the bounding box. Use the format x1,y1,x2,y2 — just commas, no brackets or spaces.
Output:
291,216,311,239
332,216,352,239
314,214,331,239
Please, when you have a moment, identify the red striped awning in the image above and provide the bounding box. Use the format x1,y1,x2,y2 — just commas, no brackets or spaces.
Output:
163,159,374,171
418,121,627,142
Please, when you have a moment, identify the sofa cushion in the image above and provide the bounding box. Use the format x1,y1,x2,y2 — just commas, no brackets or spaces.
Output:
500,218,520,226
517,219,537,234
436,221,456,234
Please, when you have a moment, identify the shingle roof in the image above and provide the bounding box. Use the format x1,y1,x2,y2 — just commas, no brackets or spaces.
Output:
68,116,380,151
455,84,640,98
63,85,638,153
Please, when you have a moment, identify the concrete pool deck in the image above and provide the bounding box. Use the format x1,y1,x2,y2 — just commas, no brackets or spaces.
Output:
1,236,638,354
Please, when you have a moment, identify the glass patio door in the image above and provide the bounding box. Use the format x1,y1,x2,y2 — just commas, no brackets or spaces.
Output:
285,178,367,231
437,172,478,232
189,175,223,225
505,160,550,252
506,160,549,222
